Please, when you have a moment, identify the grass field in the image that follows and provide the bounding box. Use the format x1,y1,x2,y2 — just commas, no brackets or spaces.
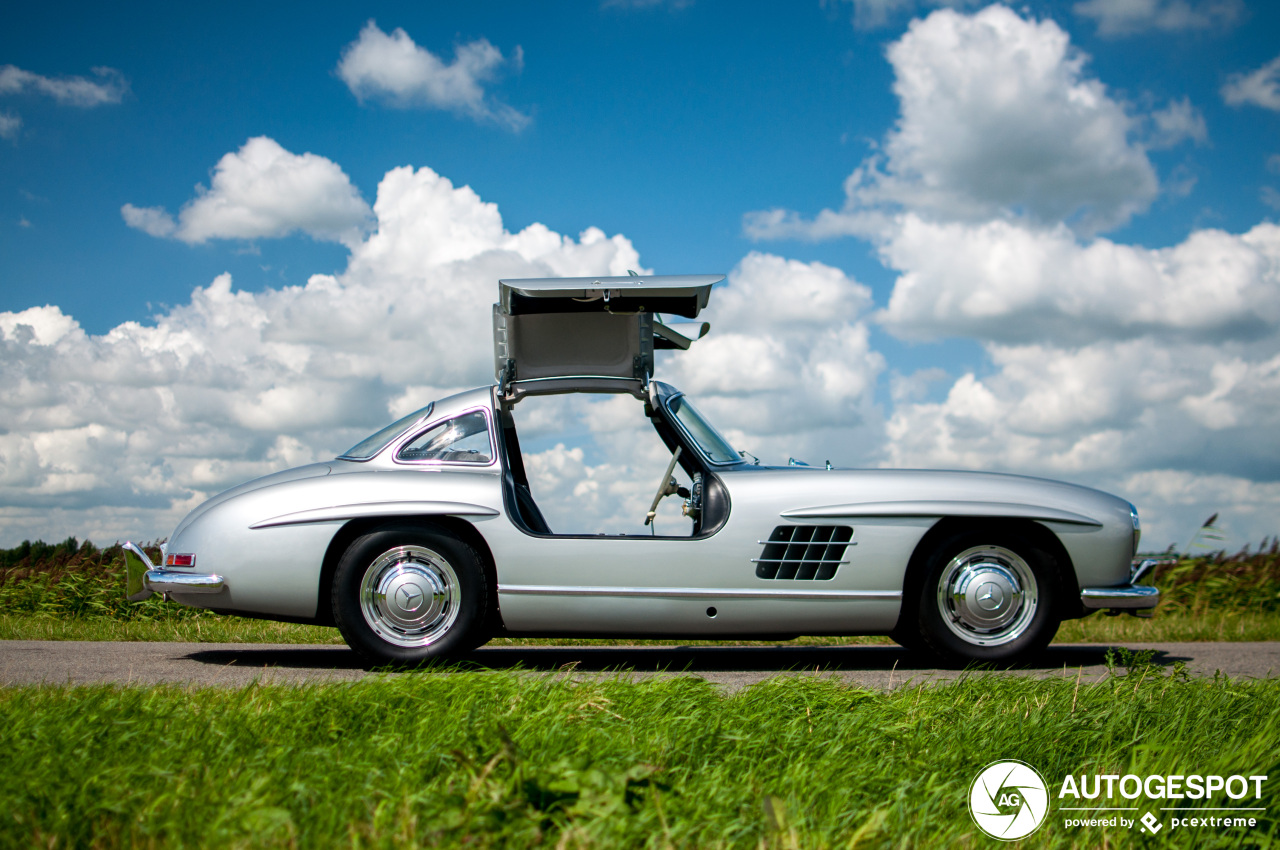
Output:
1,537,1278,645
2,656,1277,848
3,540,1279,848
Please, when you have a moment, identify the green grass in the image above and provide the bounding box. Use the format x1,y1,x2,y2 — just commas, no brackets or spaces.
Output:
2,537,1279,645
1,661,1276,848
0,611,346,643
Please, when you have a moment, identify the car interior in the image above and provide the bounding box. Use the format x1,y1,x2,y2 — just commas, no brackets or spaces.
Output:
495,386,730,540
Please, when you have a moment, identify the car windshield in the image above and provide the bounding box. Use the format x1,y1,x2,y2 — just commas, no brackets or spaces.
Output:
665,394,739,464
339,403,434,460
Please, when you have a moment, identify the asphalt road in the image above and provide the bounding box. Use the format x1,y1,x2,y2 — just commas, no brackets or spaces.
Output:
2,640,1278,691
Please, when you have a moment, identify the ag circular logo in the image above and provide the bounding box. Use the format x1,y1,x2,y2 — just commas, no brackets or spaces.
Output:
969,760,1049,841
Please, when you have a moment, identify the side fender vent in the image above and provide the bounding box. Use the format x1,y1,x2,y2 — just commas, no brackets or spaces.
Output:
754,525,853,581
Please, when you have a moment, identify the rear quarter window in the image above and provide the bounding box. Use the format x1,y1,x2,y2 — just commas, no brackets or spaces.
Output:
397,411,493,464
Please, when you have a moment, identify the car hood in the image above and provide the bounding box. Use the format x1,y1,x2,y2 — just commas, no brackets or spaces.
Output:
729,465,1128,527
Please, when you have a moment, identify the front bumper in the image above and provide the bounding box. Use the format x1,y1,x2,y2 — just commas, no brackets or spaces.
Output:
124,542,226,602
1078,557,1168,617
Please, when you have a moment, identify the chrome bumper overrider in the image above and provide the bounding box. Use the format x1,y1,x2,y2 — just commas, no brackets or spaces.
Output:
123,542,225,602
1079,557,1169,616
1080,584,1160,609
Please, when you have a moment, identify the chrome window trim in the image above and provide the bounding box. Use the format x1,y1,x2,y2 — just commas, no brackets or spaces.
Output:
390,406,499,470
660,392,748,468
337,402,435,463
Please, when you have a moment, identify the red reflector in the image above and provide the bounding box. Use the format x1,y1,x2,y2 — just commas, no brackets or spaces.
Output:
165,553,196,567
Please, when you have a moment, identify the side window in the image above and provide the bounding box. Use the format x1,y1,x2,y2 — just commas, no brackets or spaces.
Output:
397,411,492,464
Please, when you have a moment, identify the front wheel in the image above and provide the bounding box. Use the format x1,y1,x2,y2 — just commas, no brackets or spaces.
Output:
332,524,487,666
908,531,1061,665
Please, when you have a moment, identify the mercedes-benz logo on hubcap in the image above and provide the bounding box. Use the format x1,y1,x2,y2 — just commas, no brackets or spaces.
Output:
396,584,424,612
976,582,1004,610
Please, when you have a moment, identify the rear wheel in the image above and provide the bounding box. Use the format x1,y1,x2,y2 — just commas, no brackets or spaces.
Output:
908,530,1061,665
332,523,487,666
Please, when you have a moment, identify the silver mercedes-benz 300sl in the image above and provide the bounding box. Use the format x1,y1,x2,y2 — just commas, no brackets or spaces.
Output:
125,274,1159,665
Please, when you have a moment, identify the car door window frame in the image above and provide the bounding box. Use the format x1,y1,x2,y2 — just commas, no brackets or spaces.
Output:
392,407,499,469
494,390,730,540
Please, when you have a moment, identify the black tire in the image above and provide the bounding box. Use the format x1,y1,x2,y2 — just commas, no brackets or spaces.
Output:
888,625,924,653
905,528,1061,666
332,523,488,666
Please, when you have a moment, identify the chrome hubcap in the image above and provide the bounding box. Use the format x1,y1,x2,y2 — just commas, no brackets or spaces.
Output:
936,546,1038,647
359,545,460,647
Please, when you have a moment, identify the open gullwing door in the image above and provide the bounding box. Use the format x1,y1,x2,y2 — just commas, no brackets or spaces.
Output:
494,274,721,400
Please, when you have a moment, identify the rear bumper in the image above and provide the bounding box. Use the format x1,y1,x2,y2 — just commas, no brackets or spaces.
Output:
1080,584,1160,609
1078,557,1168,616
124,542,225,601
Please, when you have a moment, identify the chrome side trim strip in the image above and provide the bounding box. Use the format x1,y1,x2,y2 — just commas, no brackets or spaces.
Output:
1080,584,1160,609
781,500,1102,527
756,540,858,546
251,500,500,529
144,569,226,594
499,584,901,601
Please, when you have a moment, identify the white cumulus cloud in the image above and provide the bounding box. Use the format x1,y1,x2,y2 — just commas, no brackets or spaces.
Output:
883,337,1280,546
11,83,1280,557
2,183,892,544
120,203,176,238
747,5,1163,239
121,137,373,247
336,20,528,131
661,253,885,463
2,152,644,545
875,216,1280,344
873,213,1280,546
744,4,1280,547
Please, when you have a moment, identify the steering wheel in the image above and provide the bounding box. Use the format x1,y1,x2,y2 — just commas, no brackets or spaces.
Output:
644,446,684,526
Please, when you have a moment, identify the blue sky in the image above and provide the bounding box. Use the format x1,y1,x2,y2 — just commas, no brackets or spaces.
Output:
4,2,903,326
2,0,1279,549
